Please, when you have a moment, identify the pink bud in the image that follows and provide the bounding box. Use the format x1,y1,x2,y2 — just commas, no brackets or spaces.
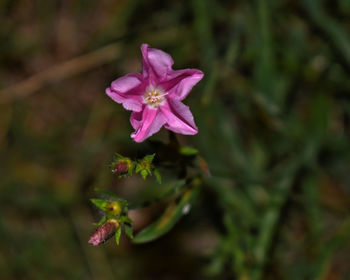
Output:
112,161,129,175
88,220,119,246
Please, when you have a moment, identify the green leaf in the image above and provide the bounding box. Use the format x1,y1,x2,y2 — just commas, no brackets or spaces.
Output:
133,186,200,244
154,169,162,184
124,224,134,239
115,226,122,245
180,146,199,156
90,199,108,211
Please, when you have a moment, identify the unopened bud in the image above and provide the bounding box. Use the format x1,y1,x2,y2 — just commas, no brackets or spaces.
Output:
112,161,129,175
88,219,119,246
106,201,122,216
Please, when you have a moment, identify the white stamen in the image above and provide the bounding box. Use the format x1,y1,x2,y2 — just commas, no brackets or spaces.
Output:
143,86,167,108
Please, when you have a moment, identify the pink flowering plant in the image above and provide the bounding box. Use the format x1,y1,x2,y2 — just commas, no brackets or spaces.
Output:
106,44,203,142
89,44,206,246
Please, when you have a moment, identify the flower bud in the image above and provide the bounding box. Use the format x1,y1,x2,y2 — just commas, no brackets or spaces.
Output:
88,219,119,246
106,201,122,216
112,161,129,174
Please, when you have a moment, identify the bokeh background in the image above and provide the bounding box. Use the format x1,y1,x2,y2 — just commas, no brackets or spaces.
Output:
1,0,350,279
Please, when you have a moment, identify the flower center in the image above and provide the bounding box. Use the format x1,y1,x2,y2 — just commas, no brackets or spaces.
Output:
143,86,166,108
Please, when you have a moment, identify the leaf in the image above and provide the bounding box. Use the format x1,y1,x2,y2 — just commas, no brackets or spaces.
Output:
133,186,200,244
124,224,134,239
115,226,122,245
154,169,162,184
180,146,199,156
90,199,108,211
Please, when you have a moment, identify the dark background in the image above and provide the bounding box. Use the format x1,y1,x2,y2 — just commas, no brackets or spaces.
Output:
1,0,350,279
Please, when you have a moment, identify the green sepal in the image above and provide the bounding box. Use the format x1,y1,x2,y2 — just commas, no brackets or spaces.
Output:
119,215,132,224
115,226,122,245
114,153,124,159
143,154,155,163
128,161,134,176
134,154,158,180
93,215,107,226
140,169,148,179
133,185,200,244
135,162,142,173
124,224,134,239
91,199,108,211
125,158,134,176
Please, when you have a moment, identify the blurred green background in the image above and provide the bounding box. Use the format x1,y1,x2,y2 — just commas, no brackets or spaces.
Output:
1,0,350,279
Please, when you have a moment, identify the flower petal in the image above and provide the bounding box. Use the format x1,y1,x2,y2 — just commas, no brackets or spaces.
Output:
160,69,204,101
130,106,166,142
111,73,144,93
141,44,174,83
160,99,198,135
106,73,145,112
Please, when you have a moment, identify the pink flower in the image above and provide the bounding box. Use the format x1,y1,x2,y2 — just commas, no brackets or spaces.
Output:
106,44,204,142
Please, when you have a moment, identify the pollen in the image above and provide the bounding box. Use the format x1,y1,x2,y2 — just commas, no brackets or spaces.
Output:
143,86,166,108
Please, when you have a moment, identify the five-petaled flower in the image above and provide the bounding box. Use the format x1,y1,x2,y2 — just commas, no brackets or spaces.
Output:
106,44,204,142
